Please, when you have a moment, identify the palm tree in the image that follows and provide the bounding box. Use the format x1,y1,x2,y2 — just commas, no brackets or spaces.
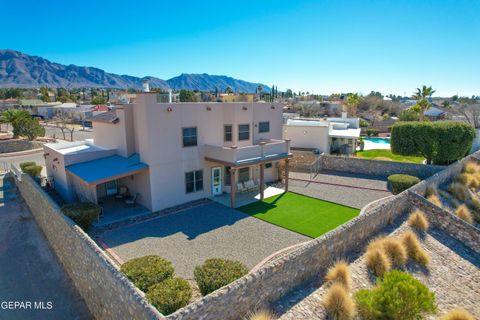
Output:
345,93,362,117
0,109,30,137
412,85,435,121
257,85,263,100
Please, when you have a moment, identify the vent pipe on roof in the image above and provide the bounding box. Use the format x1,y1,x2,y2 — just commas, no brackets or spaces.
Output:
142,80,150,92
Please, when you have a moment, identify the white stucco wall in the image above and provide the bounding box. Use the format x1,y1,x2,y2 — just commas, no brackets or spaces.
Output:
283,124,330,154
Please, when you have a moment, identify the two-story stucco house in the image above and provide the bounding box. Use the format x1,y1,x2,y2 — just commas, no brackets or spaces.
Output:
44,93,291,212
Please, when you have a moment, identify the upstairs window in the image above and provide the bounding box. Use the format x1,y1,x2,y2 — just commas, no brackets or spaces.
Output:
185,170,203,193
238,124,250,141
182,127,197,147
259,121,270,133
224,125,232,142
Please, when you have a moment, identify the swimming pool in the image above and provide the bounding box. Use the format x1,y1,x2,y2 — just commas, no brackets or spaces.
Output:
362,137,390,150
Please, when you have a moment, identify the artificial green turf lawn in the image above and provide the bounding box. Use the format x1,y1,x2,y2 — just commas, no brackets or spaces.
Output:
356,149,424,164
238,192,360,238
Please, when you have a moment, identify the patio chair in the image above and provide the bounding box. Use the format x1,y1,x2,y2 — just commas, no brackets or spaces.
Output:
237,182,246,193
115,186,129,200
244,180,257,192
124,193,139,206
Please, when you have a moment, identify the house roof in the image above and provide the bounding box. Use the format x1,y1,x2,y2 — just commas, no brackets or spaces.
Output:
90,110,118,123
424,106,446,117
329,128,361,139
66,154,148,185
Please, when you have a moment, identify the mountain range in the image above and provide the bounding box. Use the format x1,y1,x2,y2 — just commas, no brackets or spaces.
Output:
0,50,269,93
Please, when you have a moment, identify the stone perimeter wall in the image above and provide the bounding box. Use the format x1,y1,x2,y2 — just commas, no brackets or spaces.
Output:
0,139,43,153
318,155,445,179
15,173,164,320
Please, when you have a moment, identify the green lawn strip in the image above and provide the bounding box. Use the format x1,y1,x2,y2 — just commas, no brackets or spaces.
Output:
356,149,424,164
238,192,360,238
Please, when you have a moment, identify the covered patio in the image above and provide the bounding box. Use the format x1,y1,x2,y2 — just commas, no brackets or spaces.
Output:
211,185,284,208
66,154,151,225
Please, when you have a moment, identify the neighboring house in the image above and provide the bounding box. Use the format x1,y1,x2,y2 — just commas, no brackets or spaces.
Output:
424,106,447,120
219,94,255,103
108,91,137,104
283,116,360,155
44,95,291,211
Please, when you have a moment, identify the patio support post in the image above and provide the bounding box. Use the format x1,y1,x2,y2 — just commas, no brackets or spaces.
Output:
259,163,265,200
230,168,236,208
284,158,290,192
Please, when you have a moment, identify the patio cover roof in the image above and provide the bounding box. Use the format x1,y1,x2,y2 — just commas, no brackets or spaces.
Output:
66,154,148,185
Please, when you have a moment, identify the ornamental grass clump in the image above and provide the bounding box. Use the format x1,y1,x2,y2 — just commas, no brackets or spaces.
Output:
120,256,174,292
425,184,438,198
247,309,277,320
194,258,248,296
401,231,431,266
468,196,480,223
355,270,436,320
365,247,391,277
146,277,192,315
381,238,407,266
447,182,468,202
427,194,443,208
325,261,351,290
440,308,475,320
323,283,356,320
455,204,474,224
462,161,480,174
408,209,429,231
457,173,478,189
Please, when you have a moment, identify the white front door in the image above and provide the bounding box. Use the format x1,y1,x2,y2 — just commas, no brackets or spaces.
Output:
212,167,222,196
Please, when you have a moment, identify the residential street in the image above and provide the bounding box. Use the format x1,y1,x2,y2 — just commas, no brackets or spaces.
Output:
0,175,91,320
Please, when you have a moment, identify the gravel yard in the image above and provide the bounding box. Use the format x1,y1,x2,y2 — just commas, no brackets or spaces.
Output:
100,202,309,278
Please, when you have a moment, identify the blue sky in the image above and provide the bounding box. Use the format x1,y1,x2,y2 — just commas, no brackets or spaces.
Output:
1,0,479,96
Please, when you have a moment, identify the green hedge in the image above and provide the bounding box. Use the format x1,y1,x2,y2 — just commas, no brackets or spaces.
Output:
366,128,380,136
20,161,36,171
22,165,42,177
146,277,192,315
387,174,420,194
194,258,248,296
355,270,436,320
120,255,174,292
61,202,101,231
391,121,475,164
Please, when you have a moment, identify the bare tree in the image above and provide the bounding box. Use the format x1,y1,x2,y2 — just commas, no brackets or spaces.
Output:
455,103,480,128
56,117,76,141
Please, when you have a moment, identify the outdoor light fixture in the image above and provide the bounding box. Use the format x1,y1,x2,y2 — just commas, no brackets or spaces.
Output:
166,107,173,112
271,105,275,109
206,106,212,111
242,106,247,110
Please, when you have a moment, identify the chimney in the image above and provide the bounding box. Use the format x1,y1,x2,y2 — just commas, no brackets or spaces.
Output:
169,89,172,103
142,80,150,93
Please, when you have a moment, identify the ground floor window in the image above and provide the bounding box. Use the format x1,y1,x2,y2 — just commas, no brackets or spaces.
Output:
105,180,117,196
224,166,231,186
185,170,203,193
238,167,249,183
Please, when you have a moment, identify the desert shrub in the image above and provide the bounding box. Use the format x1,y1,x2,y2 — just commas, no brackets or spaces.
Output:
387,174,420,194
401,231,431,265
19,161,36,171
146,277,191,315
447,182,468,202
455,205,474,224
381,238,407,266
427,194,443,208
365,248,391,277
462,161,480,174
366,128,379,137
408,209,429,231
323,283,356,320
355,270,436,320
425,185,438,198
468,197,480,223
194,258,248,296
120,256,174,292
247,309,276,320
22,164,42,177
61,202,101,231
440,308,475,320
390,121,475,164
325,261,351,290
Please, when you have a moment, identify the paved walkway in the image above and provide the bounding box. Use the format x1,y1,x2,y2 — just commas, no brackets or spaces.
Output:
0,176,91,320
100,202,310,278
289,170,391,209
